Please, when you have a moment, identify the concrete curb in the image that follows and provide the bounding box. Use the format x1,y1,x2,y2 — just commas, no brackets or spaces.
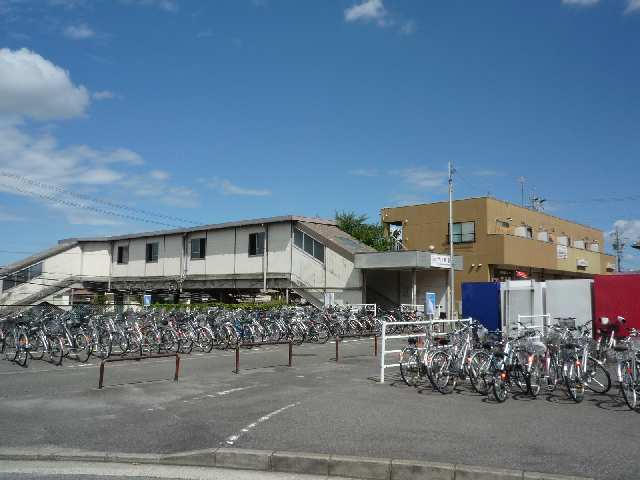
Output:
0,447,594,480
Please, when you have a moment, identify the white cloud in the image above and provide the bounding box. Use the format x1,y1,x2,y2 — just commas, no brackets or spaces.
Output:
0,125,137,188
400,20,416,35
349,168,379,177
92,90,118,101
0,48,89,121
561,0,599,6
206,178,271,197
393,167,448,190
345,0,387,24
49,0,86,8
150,169,169,181
612,220,640,242
0,205,23,222
626,0,640,13
472,169,504,177
120,0,178,12
63,23,95,40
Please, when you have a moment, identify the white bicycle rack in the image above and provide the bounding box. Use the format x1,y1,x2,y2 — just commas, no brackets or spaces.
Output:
347,303,377,317
400,304,425,313
515,314,550,334
379,317,473,383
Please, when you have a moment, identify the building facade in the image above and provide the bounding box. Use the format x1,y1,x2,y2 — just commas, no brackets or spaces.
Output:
0,215,452,312
381,197,617,308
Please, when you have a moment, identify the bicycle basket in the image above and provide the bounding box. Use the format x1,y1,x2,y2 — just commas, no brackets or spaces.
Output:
526,340,547,355
557,318,576,330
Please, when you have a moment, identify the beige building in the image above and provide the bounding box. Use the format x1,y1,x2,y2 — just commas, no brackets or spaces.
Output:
381,197,617,306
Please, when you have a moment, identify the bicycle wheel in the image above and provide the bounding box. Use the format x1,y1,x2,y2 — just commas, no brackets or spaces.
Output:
74,333,91,363
196,328,214,353
512,363,528,394
431,351,455,394
585,356,611,394
399,348,420,387
15,333,29,367
545,355,561,392
564,361,585,403
492,371,508,402
4,331,17,361
49,336,64,366
30,335,45,361
97,331,113,359
620,361,638,410
526,356,543,397
469,351,491,395
314,323,330,344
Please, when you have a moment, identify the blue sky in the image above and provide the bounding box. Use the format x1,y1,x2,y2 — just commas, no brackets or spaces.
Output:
0,0,639,269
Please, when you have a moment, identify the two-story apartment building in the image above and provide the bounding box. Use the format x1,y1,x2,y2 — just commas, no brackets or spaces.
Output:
381,197,617,308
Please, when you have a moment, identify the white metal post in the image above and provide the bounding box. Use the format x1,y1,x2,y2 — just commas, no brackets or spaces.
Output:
380,320,386,383
448,161,455,320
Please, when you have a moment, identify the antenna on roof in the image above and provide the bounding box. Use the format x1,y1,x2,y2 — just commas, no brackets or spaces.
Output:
517,176,526,207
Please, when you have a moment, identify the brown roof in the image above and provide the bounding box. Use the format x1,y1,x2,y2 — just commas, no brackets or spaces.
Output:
297,221,376,260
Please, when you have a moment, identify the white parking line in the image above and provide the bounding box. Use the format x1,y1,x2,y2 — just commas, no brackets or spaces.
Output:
223,402,300,446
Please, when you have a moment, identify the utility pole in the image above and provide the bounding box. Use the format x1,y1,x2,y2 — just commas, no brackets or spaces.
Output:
611,228,626,272
448,161,456,319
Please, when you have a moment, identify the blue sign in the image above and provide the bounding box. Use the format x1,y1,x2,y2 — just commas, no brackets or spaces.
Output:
425,292,437,316
143,294,152,307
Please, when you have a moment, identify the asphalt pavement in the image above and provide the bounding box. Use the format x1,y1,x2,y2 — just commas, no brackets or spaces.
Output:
0,338,638,480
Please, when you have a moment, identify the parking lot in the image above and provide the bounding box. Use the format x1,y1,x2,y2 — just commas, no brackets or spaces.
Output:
1,338,638,480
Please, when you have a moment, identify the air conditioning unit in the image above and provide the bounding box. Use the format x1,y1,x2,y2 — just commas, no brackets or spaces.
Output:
537,231,549,242
589,243,600,253
557,235,568,246
514,226,527,238
573,240,585,250
577,258,589,268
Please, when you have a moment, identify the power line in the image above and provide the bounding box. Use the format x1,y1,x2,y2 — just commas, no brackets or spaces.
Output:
0,171,202,226
0,181,186,229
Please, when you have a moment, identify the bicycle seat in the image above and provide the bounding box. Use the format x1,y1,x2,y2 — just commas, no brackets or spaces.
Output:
407,337,418,346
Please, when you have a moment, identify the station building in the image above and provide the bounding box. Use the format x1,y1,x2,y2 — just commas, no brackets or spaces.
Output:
0,215,453,312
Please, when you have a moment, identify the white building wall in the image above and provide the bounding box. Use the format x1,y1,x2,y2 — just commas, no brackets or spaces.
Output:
206,229,236,275
112,241,130,277
164,236,182,277
235,226,268,275
80,242,110,278
291,247,324,288
267,223,292,274
186,232,205,276
143,237,164,277
127,239,146,277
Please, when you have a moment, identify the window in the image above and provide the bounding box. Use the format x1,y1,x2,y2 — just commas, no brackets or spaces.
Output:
313,242,325,262
146,242,159,263
294,228,304,249
451,222,475,243
190,238,206,260
303,233,314,256
496,219,510,229
117,246,129,265
1,262,43,292
293,228,325,263
249,232,265,256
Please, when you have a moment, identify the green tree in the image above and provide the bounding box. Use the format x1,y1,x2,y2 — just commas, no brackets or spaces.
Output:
335,211,392,252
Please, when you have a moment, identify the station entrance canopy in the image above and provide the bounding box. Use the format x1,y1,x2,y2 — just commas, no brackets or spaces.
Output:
354,251,451,271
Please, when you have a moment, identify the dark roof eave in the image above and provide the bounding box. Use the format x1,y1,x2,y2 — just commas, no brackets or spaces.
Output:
60,215,337,244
